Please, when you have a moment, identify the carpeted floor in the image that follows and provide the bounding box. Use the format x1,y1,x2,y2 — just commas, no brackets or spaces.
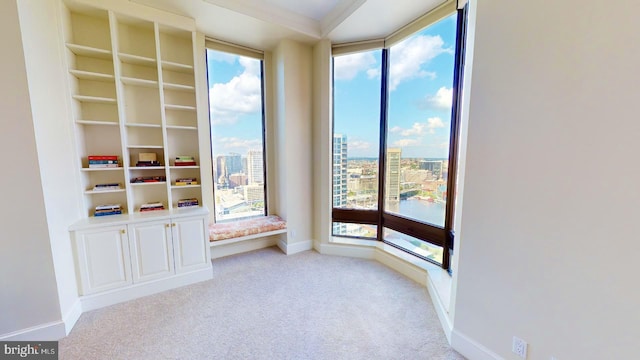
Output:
59,247,464,359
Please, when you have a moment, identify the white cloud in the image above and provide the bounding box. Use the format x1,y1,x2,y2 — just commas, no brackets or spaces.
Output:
400,122,427,136
208,50,236,64
216,137,261,151
426,117,445,133
334,52,377,81
393,138,419,147
349,140,371,151
389,35,452,90
427,87,453,110
209,56,262,125
367,68,380,79
391,117,445,137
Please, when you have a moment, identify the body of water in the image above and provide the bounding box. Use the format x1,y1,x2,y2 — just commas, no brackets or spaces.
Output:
398,199,445,227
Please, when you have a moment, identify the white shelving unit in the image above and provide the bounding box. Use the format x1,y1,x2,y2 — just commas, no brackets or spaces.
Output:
62,4,204,218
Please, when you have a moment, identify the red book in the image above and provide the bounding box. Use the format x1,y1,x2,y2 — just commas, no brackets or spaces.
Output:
175,162,197,166
88,155,118,160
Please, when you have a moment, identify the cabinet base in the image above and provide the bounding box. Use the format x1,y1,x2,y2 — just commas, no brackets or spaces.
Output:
80,266,212,312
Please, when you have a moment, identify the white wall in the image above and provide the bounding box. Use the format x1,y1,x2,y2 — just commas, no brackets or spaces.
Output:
0,0,62,337
16,0,84,332
453,0,640,359
272,39,314,250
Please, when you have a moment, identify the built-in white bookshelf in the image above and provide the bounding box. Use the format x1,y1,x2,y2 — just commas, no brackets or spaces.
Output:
62,3,203,217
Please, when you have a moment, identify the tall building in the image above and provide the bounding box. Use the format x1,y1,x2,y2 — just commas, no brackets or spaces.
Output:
215,155,227,180
386,148,401,213
419,160,443,179
226,153,243,175
247,149,264,184
333,134,348,235
228,173,247,188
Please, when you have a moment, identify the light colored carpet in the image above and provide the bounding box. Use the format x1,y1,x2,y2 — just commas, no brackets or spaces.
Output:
60,247,464,360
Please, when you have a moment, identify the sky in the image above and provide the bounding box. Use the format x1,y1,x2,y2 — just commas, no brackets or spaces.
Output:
206,13,457,160
206,49,263,158
334,14,457,159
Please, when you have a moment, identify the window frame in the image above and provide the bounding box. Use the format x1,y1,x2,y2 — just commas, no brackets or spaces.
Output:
205,41,269,223
331,6,468,269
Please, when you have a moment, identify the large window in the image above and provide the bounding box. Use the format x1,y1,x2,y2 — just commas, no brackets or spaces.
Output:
206,46,267,222
332,7,466,268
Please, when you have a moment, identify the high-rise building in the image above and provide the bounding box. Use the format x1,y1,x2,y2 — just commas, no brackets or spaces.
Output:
228,173,247,188
385,148,401,213
244,184,265,203
333,134,348,235
226,153,243,175
215,155,227,180
419,160,443,179
247,149,264,184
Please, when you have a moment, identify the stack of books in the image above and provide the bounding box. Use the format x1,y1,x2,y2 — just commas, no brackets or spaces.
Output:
175,155,196,166
177,198,199,208
175,177,198,186
92,183,121,191
140,202,165,212
131,176,166,183
94,204,122,217
88,155,118,168
136,153,161,167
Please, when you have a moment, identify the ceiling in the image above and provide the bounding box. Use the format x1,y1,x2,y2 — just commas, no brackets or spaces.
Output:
130,0,447,50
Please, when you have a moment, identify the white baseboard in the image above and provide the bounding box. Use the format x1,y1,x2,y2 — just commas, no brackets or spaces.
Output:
0,320,66,341
62,299,83,335
425,273,453,343
211,236,277,259
277,239,313,255
317,242,376,259
0,299,83,341
80,267,212,312
373,248,428,286
451,329,502,360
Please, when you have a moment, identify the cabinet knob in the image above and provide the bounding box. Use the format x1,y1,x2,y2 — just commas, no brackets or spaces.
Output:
166,223,171,228
172,223,176,227
120,229,126,234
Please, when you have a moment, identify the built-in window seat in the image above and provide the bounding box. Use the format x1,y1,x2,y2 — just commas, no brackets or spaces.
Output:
209,215,287,247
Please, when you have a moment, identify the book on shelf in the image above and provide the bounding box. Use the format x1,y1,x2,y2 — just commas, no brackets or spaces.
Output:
177,198,199,208
94,203,122,217
131,176,166,183
95,204,122,211
175,155,196,166
175,177,198,186
89,163,119,168
140,202,165,212
89,160,118,164
94,210,123,217
175,181,198,186
92,183,121,191
174,161,197,166
88,155,118,161
136,161,162,167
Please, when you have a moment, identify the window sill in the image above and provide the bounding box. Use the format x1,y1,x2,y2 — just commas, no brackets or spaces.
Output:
330,236,452,312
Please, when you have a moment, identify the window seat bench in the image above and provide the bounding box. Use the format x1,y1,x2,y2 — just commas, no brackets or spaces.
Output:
209,215,287,247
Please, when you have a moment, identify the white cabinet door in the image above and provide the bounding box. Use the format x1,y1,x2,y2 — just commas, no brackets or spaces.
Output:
128,220,175,283
172,216,210,273
75,226,132,295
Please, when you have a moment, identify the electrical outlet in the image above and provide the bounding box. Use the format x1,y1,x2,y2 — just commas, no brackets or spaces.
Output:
512,336,527,358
